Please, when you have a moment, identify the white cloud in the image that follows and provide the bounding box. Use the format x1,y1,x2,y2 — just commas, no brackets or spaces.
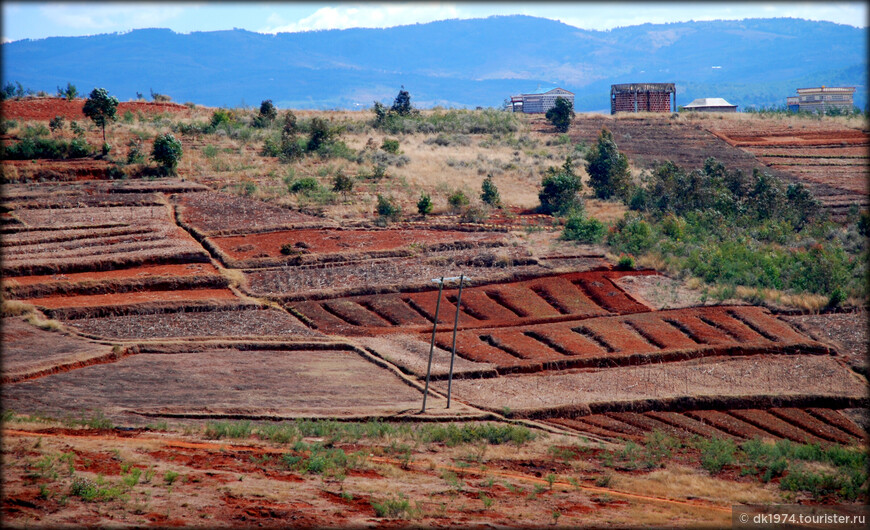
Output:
38,3,186,32
262,2,464,33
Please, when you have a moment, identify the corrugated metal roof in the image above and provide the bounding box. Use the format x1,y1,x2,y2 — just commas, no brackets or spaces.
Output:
683,97,736,108
525,87,573,95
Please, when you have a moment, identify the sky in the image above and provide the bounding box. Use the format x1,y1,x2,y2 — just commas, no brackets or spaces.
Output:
2,1,867,43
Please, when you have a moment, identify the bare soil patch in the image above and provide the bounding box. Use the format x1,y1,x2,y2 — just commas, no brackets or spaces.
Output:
26,287,237,309
212,228,504,261
2,348,445,424
437,354,865,416
783,311,868,375
3,262,219,288
2,159,116,182
1,316,116,383
0,97,190,121
174,191,331,236
67,307,321,340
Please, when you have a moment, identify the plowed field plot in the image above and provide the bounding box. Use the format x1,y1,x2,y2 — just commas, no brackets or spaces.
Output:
2,347,456,424
547,407,866,445
3,262,222,299
174,191,331,236
210,228,505,268
289,270,653,335
0,97,190,121
709,123,869,217
783,312,867,374
1,316,116,383
66,306,322,340
2,222,210,276
435,354,865,416
3,159,117,182
431,306,830,372
246,247,580,299
27,287,237,310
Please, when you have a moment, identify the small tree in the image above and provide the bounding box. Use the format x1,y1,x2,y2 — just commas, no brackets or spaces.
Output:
152,133,183,175
417,193,433,216
546,97,574,133
391,86,412,116
254,99,278,128
332,171,354,200
539,156,583,216
480,174,501,207
57,82,78,101
82,88,119,145
307,117,332,152
586,128,631,200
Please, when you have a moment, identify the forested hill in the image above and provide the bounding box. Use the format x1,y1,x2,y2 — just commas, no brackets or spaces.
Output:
3,16,866,111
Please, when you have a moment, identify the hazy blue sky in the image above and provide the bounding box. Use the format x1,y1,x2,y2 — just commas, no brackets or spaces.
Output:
3,2,867,42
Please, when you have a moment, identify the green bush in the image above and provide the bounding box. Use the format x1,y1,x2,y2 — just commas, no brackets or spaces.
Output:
698,437,736,474
447,190,470,212
562,215,605,243
289,177,320,193
538,157,583,216
1,137,92,160
151,133,183,175
417,193,433,216
381,138,400,154
607,215,655,255
545,96,574,133
480,174,501,207
376,194,401,221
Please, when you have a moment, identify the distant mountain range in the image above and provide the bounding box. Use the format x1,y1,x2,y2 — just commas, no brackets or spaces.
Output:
2,16,866,111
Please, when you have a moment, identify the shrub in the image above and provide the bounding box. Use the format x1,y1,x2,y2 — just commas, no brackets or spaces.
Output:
376,194,401,221
539,156,582,216
616,254,635,270
57,82,78,101
390,86,413,116
151,133,183,175
448,190,470,212
480,174,501,207
210,108,235,129
417,193,433,216
461,204,491,223
253,99,278,128
562,215,605,243
371,494,411,518
698,437,736,474
607,214,655,255
586,128,631,200
49,115,65,132
289,177,319,193
332,171,354,199
381,138,400,154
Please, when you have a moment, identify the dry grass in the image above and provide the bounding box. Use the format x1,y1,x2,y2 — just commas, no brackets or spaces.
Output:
612,464,779,505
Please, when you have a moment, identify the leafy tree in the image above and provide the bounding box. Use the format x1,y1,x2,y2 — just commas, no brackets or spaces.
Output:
307,117,333,151
546,97,574,133
82,88,119,144
56,82,78,101
254,99,277,128
332,171,354,199
562,214,605,243
49,115,65,132
480,174,501,207
586,128,631,200
417,193,433,216
151,133,183,175
391,86,412,116
373,102,388,126
1,82,16,100
539,156,583,216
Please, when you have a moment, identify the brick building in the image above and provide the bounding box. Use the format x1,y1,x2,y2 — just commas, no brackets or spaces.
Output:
611,83,676,114
510,87,574,114
788,86,855,113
